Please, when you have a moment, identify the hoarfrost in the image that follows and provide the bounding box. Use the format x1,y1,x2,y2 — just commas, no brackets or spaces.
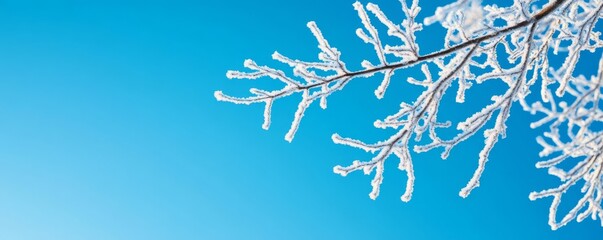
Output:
216,0,603,230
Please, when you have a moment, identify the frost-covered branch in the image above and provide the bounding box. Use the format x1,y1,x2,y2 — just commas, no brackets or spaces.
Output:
334,44,478,201
216,0,603,230
527,54,603,230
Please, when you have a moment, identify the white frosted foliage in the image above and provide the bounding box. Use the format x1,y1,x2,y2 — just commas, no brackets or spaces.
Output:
216,0,603,230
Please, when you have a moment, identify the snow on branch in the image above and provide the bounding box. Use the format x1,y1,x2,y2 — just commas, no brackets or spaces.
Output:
216,0,603,230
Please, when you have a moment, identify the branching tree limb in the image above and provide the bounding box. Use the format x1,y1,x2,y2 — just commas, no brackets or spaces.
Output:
216,0,603,230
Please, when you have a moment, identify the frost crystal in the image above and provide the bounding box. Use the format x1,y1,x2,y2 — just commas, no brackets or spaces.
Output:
216,0,603,230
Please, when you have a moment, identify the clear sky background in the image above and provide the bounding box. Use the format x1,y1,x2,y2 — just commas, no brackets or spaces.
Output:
0,0,601,239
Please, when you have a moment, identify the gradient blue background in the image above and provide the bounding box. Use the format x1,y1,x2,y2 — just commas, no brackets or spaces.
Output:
0,0,601,239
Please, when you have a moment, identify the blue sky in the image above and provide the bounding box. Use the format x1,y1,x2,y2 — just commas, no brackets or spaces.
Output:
0,0,601,239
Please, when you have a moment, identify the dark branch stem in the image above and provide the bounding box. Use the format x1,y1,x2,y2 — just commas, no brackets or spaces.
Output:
296,0,567,91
